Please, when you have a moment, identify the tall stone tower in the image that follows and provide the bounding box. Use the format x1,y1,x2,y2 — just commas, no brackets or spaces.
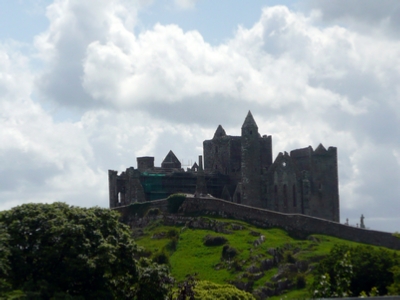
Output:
241,111,262,207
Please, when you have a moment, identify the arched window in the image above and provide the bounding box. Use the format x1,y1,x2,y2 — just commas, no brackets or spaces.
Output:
274,185,278,208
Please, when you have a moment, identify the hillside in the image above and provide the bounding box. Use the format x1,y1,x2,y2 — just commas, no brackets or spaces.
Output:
132,214,395,299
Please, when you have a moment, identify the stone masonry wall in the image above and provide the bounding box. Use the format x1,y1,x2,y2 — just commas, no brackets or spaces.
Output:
113,197,400,250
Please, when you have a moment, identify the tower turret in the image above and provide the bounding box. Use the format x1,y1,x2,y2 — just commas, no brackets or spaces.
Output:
242,111,258,134
213,125,226,139
241,111,262,207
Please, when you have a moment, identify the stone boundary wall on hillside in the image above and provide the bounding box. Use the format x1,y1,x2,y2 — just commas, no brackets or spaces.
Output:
113,197,400,250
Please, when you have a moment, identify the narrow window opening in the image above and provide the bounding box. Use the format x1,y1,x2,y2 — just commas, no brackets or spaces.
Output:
293,185,297,207
283,184,288,208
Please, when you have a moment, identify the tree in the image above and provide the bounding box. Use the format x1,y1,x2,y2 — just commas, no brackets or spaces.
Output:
311,244,399,297
0,202,171,299
136,258,174,299
0,224,23,298
387,265,400,295
312,251,352,298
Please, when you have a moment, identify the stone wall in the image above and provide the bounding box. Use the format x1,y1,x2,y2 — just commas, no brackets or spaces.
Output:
113,197,400,250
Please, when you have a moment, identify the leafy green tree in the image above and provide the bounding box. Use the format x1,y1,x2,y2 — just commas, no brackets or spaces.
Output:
312,273,332,298
388,266,400,295
312,251,352,298
311,244,398,297
135,258,174,300
173,274,197,300
0,224,10,289
0,225,24,299
350,245,395,295
0,202,170,299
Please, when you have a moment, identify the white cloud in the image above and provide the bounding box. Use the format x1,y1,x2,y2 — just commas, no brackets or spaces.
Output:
0,43,105,210
1,1,400,232
34,0,139,108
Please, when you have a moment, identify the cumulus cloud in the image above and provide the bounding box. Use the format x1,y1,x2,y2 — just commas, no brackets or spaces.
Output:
34,0,138,108
0,43,104,210
1,1,400,232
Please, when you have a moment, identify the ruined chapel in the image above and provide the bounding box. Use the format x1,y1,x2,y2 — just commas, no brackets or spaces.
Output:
109,111,340,222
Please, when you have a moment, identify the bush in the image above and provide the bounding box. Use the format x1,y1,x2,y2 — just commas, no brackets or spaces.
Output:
136,258,173,300
167,229,179,238
167,237,179,252
232,259,243,272
222,245,238,260
153,250,169,265
167,194,186,213
164,229,180,253
145,207,161,217
193,280,256,300
203,235,228,246
296,274,306,289
283,250,296,264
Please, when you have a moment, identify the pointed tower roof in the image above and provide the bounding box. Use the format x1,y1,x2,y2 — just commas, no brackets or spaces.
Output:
161,150,181,169
213,125,226,139
241,111,258,129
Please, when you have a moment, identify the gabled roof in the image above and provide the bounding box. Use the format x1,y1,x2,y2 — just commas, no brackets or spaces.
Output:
191,162,199,171
315,143,327,154
241,110,258,129
161,150,181,166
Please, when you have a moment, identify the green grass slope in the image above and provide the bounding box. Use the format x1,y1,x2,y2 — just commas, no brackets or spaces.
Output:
133,216,398,299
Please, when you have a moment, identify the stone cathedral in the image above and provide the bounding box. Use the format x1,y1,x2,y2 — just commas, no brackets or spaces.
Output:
109,111,340,222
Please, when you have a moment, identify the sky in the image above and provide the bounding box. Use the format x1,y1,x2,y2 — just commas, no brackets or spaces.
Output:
1,0,400,232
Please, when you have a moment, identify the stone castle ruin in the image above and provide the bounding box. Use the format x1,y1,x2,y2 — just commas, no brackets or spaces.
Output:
109,111,339,222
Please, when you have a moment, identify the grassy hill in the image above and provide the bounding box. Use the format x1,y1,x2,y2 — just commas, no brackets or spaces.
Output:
132,215,391,299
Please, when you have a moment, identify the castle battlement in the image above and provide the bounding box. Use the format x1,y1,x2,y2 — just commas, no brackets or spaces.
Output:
109,111,340,222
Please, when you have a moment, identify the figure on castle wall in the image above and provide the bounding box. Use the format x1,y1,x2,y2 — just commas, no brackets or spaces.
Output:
360,214,365,229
